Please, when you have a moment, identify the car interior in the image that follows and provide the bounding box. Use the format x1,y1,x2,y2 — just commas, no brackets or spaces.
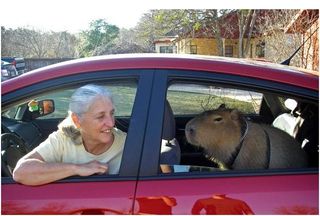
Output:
170,95,319,170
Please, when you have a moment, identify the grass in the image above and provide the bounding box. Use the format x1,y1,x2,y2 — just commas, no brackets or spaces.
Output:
168,90,256,115
3,85,257,120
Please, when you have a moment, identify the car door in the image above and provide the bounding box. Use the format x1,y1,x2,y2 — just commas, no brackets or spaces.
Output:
134,69,319,215
1,69,155,214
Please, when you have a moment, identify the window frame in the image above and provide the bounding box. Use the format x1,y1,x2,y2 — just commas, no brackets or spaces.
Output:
225,45,234,57
190,45,197,54
256,41,266,58
1,69,155,183
160,46,174,53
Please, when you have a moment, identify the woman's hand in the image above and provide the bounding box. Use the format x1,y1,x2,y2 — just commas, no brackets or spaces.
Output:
75,160,109,176
13,151,109,186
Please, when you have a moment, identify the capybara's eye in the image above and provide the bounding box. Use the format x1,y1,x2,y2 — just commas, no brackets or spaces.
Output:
213,117,223,122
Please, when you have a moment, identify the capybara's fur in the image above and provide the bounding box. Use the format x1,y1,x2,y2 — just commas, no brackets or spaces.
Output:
185,106,308,169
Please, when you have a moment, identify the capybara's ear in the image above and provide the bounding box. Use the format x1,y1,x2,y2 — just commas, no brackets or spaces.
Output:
218,104,226,109
230,109,240,120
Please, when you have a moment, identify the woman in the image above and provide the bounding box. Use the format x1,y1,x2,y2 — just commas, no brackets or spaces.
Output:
13,84,126,186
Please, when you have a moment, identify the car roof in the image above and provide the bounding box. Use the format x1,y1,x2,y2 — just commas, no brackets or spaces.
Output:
2,54,319,94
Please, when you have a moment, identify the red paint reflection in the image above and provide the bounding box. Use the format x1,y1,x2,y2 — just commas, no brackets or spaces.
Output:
191,194,254,215
135,196,177,214
275,205,318,214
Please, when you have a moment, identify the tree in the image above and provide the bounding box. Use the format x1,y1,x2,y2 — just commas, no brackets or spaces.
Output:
51,31,78,57
1,27,50,58
134,11,172,52
78,19,119,57
136,9,234,56
1,27,78,58
98,28,149,54
254,10,302,65
237,10,259,58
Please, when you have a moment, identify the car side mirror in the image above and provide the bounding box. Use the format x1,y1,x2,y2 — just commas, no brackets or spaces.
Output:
28,99,55,119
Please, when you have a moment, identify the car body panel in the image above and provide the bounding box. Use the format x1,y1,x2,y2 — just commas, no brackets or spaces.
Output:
2,54,318,95
133,67,318,214
2,180,136,214
134,173,318,214
2,68,156,214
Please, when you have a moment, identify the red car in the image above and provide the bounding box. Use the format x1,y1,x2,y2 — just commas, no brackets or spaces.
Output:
1,54,318,214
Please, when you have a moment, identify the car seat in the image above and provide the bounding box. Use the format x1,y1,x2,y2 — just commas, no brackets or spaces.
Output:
160,100,181,166
272,99,301,138
273,99,319,167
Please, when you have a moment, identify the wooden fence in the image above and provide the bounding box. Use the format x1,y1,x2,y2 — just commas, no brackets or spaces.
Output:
24,58,75,72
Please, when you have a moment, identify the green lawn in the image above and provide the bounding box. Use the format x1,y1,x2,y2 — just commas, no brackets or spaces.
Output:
4,85,257,120
168,90,256,115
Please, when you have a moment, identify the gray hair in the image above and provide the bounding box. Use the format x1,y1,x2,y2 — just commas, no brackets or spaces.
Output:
69,84,113,117
58,84,113,144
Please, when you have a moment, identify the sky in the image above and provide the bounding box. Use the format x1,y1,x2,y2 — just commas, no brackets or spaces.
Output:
1,0,319,33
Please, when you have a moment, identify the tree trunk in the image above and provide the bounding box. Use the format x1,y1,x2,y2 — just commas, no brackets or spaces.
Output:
243,10,258,58
238,10,256,58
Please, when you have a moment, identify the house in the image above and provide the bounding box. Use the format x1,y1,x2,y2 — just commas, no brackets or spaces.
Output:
154,36,177,53
154,10,319,71
285,9,319,71
154,10,268,59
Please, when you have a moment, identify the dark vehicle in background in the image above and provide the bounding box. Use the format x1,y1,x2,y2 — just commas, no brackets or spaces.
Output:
1,57,25,74
1,61,19,81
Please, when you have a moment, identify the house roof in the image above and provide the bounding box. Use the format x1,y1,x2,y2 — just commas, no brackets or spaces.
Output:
153,36,177,44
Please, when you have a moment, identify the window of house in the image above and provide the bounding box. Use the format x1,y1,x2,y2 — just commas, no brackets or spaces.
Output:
190,45,197,54
225,45,233,57
160,46,174,53
256,41,265,58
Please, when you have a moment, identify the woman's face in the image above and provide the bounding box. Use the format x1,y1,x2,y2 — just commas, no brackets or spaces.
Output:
77,96,115,146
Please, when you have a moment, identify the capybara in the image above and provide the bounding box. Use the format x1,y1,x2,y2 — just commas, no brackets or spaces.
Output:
185,106,308,170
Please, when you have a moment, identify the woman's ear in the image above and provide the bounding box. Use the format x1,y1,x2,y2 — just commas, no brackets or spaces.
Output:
71,113,81,128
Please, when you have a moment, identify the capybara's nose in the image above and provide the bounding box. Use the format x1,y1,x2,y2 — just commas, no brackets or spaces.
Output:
186,124,196,136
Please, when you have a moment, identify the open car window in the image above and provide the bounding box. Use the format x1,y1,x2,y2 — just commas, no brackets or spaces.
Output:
1,79,138,178
159,81,318,175
2,82,137,120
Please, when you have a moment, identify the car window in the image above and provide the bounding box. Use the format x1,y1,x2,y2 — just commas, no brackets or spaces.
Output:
167,83,263,115
159,81,318,175
1,80,138,178
2,82,137,120
37,84,137,119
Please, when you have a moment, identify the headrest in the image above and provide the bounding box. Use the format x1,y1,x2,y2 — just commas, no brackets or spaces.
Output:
162,100,176,140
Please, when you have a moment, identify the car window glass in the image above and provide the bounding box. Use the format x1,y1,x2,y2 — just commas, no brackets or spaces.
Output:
167,83,263,115
159,81,318,175
37,84,136,119
1,80,138,178
2,82,137,120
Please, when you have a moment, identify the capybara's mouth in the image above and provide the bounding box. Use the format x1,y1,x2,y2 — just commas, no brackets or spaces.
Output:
185,122,197,144
185,128,200,147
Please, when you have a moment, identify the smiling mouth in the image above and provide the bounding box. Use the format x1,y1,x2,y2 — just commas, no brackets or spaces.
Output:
102,129,112,133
